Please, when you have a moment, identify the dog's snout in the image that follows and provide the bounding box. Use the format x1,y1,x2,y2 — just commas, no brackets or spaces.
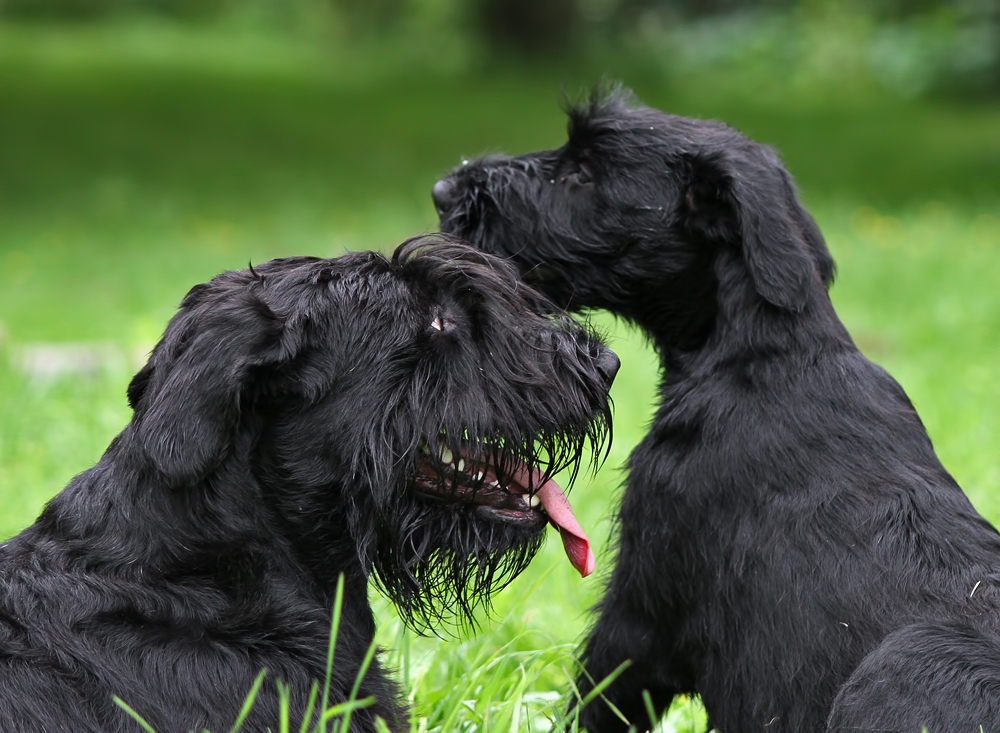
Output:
596,349,620,388
432,177,458,216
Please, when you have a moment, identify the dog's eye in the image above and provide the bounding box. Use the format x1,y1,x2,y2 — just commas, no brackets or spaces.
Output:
553,161,594,187
429,311,456,334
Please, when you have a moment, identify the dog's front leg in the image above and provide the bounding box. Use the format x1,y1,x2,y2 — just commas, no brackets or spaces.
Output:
572,567,691,733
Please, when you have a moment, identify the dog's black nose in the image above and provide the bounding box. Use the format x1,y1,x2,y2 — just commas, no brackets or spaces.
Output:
597,350,620,388
432,177,457,216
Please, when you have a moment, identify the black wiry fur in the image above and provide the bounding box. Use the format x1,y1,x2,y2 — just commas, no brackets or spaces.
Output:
0,236,615,732
434,87,1000,732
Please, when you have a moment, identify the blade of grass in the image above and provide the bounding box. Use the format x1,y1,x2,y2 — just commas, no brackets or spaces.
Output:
642,689,658,731
336,637,380,733
319,574,346,733
319,696,377,723
277,679,291,733
113,696,157,733
229,668,268,733
577,660,633,728
579,660,631,707
298,682,320,733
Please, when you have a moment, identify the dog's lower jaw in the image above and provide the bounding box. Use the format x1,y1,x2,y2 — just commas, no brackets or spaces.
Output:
474,504,547,527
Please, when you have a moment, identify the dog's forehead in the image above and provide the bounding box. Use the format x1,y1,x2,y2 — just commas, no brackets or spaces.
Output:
234,244,553,331
257,251,393,289
223,252,416,325
400,245,570,332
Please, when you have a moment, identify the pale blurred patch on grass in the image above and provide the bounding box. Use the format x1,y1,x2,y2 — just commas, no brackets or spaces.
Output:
0,359,132,539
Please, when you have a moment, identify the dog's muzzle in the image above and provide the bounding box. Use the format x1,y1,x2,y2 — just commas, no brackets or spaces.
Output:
432,176,459,218
413,439,596,577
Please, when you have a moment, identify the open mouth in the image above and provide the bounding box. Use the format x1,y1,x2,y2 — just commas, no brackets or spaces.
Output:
414,438,595,577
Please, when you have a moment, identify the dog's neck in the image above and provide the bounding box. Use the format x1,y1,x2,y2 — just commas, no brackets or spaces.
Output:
642,249,852,379
609,248,720,360
27,428,374,634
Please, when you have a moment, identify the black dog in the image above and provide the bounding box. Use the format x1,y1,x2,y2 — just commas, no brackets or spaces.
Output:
434,89,1000,732
0,237,617,732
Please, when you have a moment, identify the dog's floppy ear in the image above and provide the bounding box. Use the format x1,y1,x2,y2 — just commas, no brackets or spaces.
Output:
129,282,286,486
680,142,831,312
127,361,153,410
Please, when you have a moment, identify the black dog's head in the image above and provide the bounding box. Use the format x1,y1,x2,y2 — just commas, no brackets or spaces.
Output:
124,236,615,629
434,86,836,348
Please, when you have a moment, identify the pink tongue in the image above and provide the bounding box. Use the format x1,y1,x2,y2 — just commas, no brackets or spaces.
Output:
512,466,595,577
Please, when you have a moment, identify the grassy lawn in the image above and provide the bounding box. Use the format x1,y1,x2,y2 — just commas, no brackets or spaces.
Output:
1,19,998,731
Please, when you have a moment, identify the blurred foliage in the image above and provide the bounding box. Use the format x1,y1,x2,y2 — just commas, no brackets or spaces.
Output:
1,0,996,97
611,0,1000,98
477,0,578,55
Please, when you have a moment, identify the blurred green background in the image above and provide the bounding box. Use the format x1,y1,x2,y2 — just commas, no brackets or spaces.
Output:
0,0,998,729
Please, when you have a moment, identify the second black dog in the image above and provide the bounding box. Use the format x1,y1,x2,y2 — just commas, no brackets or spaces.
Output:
0,237,616,732
434,89,1000,732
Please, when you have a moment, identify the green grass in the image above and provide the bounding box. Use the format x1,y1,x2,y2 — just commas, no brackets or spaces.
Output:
0,18,998,732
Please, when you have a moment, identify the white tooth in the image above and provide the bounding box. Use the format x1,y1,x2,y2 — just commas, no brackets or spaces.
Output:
528,494,541,508
474,471,484,481
439,444,453,464
489,481,500,489
457,458,466,472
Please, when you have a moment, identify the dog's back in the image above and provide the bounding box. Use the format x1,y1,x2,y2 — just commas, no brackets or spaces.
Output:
628,330,1000,730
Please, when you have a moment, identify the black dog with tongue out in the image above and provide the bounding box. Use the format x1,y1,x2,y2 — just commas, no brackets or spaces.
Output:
0,236,616,732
